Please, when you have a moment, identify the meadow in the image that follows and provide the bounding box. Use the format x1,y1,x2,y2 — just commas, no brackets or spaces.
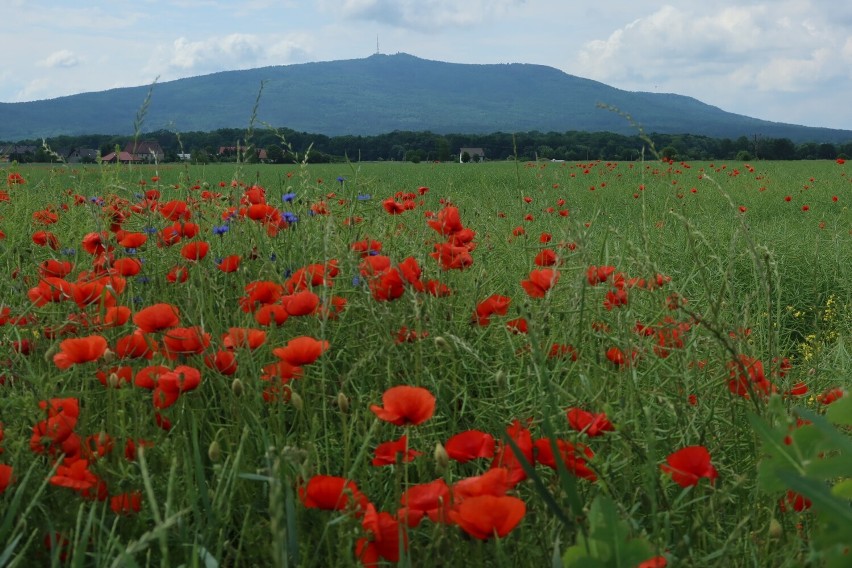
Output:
0,157,850,567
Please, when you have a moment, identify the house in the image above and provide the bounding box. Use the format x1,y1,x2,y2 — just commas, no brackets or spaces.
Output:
218,146,268,161
123,140,164,163
0,144,38,162
101,151,137,164
459,147,485,163
66,148,99,163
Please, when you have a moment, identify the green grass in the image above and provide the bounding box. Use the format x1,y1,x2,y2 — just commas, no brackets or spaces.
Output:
0,158,849,567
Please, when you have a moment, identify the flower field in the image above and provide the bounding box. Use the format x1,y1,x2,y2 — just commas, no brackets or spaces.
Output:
0,157,850,566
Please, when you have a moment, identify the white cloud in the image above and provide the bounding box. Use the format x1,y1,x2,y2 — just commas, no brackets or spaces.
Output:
160,33,309,74
38,49,80,68
323,0,525,30
574,4,852,90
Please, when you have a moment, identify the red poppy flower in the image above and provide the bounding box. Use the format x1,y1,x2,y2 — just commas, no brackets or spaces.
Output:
272,336,329,366
110,491,142,515
39,259,74,278
115,330,157,360
491,419,534,485
452,468,514,501
53,335,108,369
534,249,559,266
661,445,718,487
299,475,368,513
372,435,422,466
180,241,209,261
254,304,289,326
506,317,528,334
727,355,775,398
222,327,266,350
430,242,474,271
112,257,142,276
82,232,111,255
100,306,131,328
284,290,320,316
474,294,511,326
445,430,496,463
427,205,464,235
779,489,812,513
205,350,238,375
603,288,628,310
533,438,597,481
816,387,845,405
50,459,100,493
566,408,614,437
520,269,560,298
0,464,13,494
370,385,436,426
134,365,170,389
356,504,407,564
398,479,451,527
159,200,190,221
587,265,615,286
216,255,241,273
450,495,526,540
161,326,210,357
32,230,60,249
166,265,189,283
134,303,180,333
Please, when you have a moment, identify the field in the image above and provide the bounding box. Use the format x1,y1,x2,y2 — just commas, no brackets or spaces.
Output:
0,158,850,567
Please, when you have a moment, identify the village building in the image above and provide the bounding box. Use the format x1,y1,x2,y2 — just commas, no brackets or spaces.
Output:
459,147,485,163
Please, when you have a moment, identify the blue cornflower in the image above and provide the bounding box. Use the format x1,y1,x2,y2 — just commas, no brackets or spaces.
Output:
337,176,346,184
282,212,299,223
213,224,230,235
125,248,137,255
282,192,297,203
143,226,158,235
136,276,150,285
61,248,77,256
352,276,361,287
357,194,372,201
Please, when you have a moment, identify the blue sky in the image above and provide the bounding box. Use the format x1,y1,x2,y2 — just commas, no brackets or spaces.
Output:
6,0,852,131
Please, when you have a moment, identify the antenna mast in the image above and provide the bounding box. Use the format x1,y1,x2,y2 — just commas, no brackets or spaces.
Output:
376,35,380,55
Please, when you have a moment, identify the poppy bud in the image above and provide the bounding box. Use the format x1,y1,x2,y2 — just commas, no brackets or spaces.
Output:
208,440,221,463
768,518,782,539
290,391,304,412
434,336,452,352
107,372,121,389
102,348,116,364
434,441,450,472
43,344,58,364
231,378,244,397
336,392,349,413
495,369,508,389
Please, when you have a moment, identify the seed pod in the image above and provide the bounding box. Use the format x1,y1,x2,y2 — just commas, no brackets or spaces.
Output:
208,440,221,463
231,378,244,397
336,392,349,414
434,441,450,472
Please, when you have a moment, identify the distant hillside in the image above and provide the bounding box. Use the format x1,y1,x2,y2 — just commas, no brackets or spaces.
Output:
2,53,851,143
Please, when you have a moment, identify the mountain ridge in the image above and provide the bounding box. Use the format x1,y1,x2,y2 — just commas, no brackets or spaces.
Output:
2,53,850,143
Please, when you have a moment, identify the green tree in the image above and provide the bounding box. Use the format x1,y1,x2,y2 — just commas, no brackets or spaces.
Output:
191,148,209,164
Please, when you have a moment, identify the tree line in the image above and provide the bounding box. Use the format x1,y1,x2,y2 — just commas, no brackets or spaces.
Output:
5,128,850,164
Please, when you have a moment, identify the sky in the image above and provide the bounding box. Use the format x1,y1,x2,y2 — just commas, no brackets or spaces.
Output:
6,0,852,131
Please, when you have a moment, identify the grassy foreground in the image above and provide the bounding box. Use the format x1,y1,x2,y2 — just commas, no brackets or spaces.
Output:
0,158,850,567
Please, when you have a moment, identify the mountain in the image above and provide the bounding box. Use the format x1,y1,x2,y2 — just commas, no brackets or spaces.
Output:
2,53,851,143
